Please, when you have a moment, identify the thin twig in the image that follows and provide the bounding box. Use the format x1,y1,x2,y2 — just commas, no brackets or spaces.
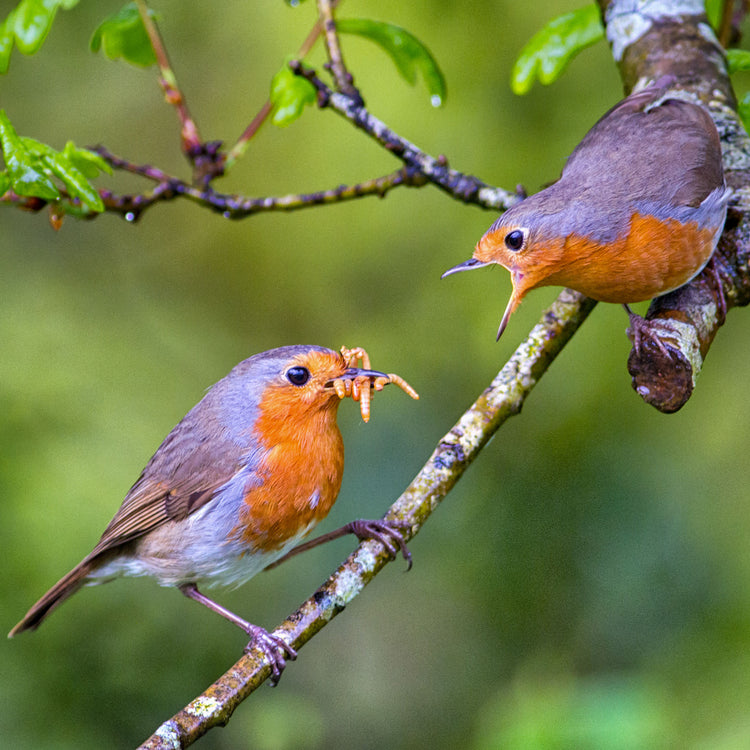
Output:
81,142,513,220
84,151,432,220
292,61,518,211
718,0,736,48
135,0,201,156
225,14,327,170
317,0,361,102
136,288,597,749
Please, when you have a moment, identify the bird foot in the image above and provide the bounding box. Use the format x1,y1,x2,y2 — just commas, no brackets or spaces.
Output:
624,304,671,359
243,625,297,686
704,255,728,324
264,517,414,571
345,518,413,570
179,582,297,685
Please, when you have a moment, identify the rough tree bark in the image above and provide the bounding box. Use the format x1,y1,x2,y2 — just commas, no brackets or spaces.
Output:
599,0,750,411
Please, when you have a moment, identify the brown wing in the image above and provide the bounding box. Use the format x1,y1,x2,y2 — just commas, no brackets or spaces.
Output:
561,79,723,208
86,476,224,559
85,408,255,561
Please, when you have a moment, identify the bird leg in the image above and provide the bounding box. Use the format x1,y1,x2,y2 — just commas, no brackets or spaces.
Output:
264,518,413,571
624,304,671,358
178,582,297,685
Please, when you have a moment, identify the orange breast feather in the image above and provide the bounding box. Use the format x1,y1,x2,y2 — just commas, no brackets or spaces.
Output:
541,213,717,303
233,386,344,553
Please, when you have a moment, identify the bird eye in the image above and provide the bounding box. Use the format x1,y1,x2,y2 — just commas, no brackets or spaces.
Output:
286,366,310,386
505,229,525,251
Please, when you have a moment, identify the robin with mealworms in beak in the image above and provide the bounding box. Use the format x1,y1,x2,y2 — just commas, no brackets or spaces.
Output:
9,345,419,683
443,76,730,344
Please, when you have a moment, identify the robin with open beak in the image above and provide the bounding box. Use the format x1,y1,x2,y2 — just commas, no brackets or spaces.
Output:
443,76,730,343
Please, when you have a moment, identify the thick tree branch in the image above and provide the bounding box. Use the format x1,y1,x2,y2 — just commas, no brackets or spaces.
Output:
599,0,750,411
136,288,596,749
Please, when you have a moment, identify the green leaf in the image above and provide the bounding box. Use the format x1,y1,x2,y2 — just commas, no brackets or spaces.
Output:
90,2,157,68
63,141,112,178
738,92,750,132
12,0,58,55
270,61,316,127
0,0,79,72
21,136,106,211
39,151,104,211
0,14,15,74
0,114,105,212
705,0,723,30
337,18,446,106
727,48,750,74
0,110,59,200
511,5,604,95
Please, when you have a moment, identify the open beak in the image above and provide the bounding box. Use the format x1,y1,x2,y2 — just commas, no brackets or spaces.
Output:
496,296,515,341
496,281,525,341
441,257,491,278
442,257,523,342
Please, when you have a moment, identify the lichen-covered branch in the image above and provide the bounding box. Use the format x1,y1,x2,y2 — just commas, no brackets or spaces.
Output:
599,0,750,411
84,149,434,221
136,288,597,750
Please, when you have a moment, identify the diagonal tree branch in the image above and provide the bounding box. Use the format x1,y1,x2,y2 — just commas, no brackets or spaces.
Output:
137,289,597,749
599,0,750,411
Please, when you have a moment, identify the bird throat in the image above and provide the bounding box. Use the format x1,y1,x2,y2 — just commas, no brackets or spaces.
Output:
234,392,345,553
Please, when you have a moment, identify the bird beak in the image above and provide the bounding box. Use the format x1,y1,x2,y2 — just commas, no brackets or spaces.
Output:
441,255,524,342
497,297,515,341
496,281,523,341
325,367,388,387
441,257,491,278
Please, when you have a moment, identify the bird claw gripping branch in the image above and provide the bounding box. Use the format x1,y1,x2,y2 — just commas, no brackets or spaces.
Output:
330,346,420,422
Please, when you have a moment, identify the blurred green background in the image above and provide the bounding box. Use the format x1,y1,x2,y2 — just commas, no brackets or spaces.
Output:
3,1,750,748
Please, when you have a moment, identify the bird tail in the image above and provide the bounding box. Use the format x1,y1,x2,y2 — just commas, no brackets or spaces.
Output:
8,561,94,637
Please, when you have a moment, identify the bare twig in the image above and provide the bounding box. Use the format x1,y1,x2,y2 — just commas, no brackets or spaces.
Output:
716,0,748,48
291,61,519,211
137,288,597,749
135,0,202,156
87,148,434,221
718,0,735,47
317,0,361,102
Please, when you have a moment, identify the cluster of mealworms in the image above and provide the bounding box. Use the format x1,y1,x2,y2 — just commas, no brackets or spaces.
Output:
331,346,419,422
